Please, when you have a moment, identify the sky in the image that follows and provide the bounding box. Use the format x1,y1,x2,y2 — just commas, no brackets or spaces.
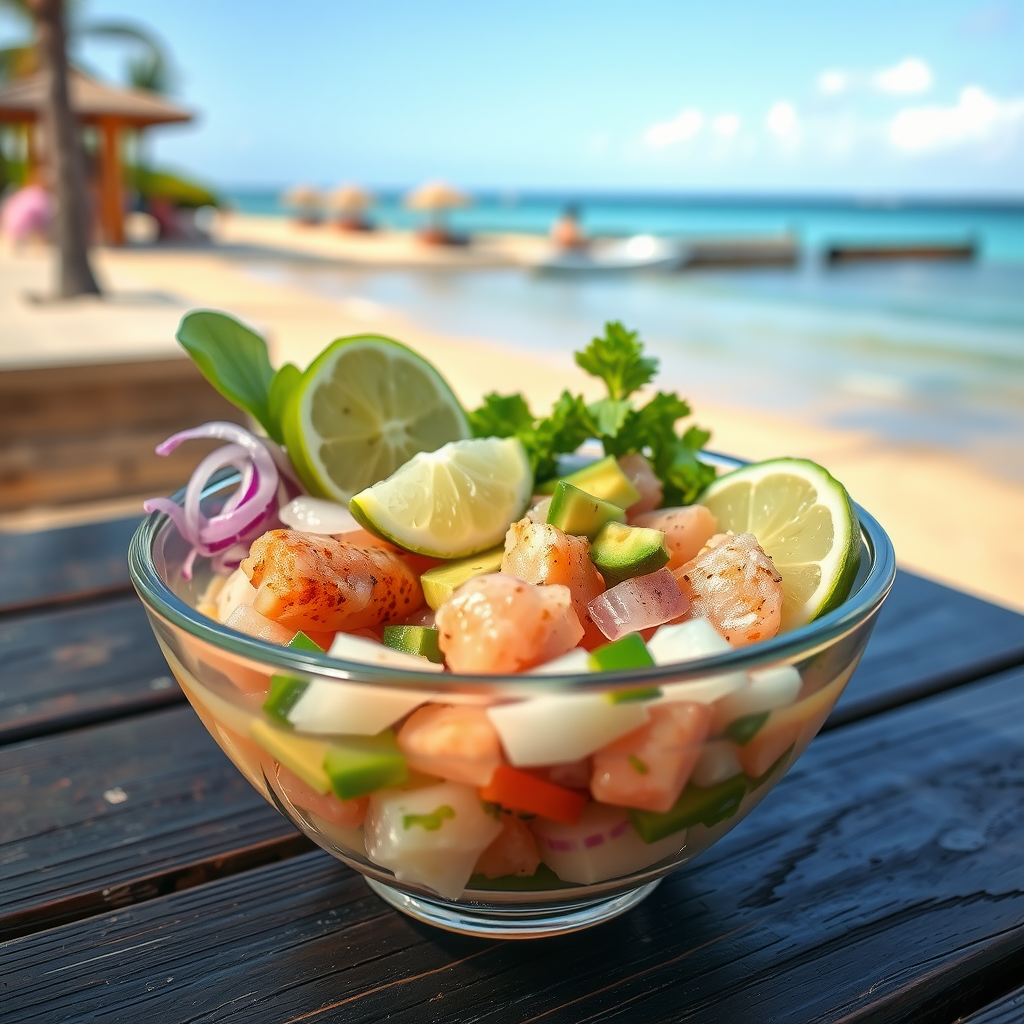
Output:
4,0,1024,195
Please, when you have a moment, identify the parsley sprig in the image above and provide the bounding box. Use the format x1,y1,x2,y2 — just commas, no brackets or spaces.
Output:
466,322,715,505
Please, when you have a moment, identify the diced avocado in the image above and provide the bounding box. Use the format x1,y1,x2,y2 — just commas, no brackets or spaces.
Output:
262,675,309,726
724,711,770,746
590,522,670,587
250,719,332,794
382,625,443,664
546,480,626,539
288,631,325,653
421,546,505,609
323,730,407,800
629,773,747,843
536,455,641,509
589,632,655,672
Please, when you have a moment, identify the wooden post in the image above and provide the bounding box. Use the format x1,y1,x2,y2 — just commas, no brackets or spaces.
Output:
97,116,124,246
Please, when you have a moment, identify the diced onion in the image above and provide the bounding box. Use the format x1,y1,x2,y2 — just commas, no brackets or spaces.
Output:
279,496,361,535
587,567,689,641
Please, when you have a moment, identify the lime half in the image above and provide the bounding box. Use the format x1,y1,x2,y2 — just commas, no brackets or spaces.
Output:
698,458,860,630
350,437,533,558
282,335,469,502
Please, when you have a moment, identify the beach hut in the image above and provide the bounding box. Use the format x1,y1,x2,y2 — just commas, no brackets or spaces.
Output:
404,180,471,244
0,68,191,245
327,183,373,231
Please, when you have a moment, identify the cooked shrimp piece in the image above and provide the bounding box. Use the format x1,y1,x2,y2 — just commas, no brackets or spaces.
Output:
435,574,583,674
619,453,662,515
475,814,542,879
502,518,607,649
631,504,718,569
673,532,783,647
591,702,711,812
224,603,295,645
397,704,504,786
241,529,423,633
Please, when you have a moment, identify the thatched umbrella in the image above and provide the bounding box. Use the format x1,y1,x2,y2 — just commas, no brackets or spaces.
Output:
281,184,324,224
328,184,374,231
404,180,471,244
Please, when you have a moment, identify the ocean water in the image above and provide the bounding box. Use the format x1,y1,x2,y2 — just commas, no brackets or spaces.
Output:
229,192,1024,483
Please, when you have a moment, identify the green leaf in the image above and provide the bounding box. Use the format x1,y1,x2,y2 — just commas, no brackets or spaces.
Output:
575,321,659,400
266,363,302,444
587,397,633,438
467,392,535,439
529,391,595,480
176,311,276,434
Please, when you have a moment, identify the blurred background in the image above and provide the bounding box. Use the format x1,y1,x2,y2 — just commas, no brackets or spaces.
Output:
1,0,1022,610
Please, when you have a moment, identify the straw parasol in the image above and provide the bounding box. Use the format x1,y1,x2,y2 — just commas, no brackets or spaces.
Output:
281,184,324,225
328,183,373,213
404,180,471,244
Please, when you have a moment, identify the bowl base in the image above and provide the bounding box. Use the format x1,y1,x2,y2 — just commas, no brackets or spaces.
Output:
364,877,662,938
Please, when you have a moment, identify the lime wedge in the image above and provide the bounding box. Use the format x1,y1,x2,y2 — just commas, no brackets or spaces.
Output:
350,437,533,558
698,458,860,630
282,335,470,502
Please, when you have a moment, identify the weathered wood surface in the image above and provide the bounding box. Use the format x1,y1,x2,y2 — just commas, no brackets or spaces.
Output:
963,983,1024,1023
0,594,183,745
0,705,308,940
0,515,139,614
5,667,1023,1024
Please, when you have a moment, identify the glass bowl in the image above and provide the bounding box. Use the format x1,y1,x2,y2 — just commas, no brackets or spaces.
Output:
129,455,895,939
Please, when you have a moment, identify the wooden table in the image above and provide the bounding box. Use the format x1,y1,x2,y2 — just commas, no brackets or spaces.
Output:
3,516,1024,1023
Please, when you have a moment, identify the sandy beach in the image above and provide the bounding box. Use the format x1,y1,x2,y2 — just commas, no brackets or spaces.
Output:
2,220,1022,614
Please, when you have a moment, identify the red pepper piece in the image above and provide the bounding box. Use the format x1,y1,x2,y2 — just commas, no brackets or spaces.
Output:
479,765,588,825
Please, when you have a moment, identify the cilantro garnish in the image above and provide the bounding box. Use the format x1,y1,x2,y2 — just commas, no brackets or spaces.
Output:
467,321,715,505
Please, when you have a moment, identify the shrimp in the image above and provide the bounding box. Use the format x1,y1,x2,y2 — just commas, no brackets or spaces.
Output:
397,704,504,786
673,532,783,647
618,453,663,516
631,504,718,569
241,529,423,633
435,573,583,674
502,518,607,649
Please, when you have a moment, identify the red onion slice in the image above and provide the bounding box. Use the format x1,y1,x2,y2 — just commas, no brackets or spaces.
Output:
587,567,689,642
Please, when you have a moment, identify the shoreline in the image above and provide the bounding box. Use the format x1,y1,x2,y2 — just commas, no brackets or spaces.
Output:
2,237,1022,613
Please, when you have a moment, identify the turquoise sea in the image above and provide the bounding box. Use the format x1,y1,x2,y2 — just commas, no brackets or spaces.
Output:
228,191,1024,483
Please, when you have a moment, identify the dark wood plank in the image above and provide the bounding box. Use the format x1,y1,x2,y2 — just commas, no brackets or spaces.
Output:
829,570,1024,727
4,667,1023,1024
0,705,309,940
0,593,184,745
0,516,139,614
962,983,1024,1023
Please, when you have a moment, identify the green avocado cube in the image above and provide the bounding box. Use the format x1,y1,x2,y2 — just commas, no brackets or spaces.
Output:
382,625,444,664
536,455,642,509
629,774,748,843
249,719,333,794
288,630,325,653
546,480,627,539
420,546,505,610
590,522,670,587
589,632,655,672
323,730,408,800
262,674,310,726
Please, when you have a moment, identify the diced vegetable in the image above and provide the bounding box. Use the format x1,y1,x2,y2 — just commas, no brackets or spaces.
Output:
712,664,803,734
589,522,670,588
420,546,505,610
647,619,748,705
275,764,368,828
546,480,626,539
536,454,642,509
618,453,662,516
364,782,504,899
288,630,326,653
286,677,435,736
322,730,407,799
382,625,443,664
327,632,444,672
689,739,743,788
479,765,588,825
590,702,711,813
397,705,504,786
530,802,684,884
262,674,308,726
487,693,649,766
528,648,592,675
249,719,333,794
587,567,688,642
629,773,747,843
588,632,655,672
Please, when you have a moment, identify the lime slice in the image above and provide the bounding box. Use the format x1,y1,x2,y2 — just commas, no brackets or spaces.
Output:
698,458,860,630
282,335,470,502
350,437,533,558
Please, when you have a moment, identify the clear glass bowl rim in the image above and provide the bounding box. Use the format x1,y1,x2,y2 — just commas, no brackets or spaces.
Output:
129,453,897,695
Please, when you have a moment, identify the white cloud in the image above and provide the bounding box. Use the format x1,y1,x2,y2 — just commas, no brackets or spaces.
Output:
711,113,741,139
766,101,800,145
888,85,1024,153
873,58,933,96
817,69,850,96
644,108,704,148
